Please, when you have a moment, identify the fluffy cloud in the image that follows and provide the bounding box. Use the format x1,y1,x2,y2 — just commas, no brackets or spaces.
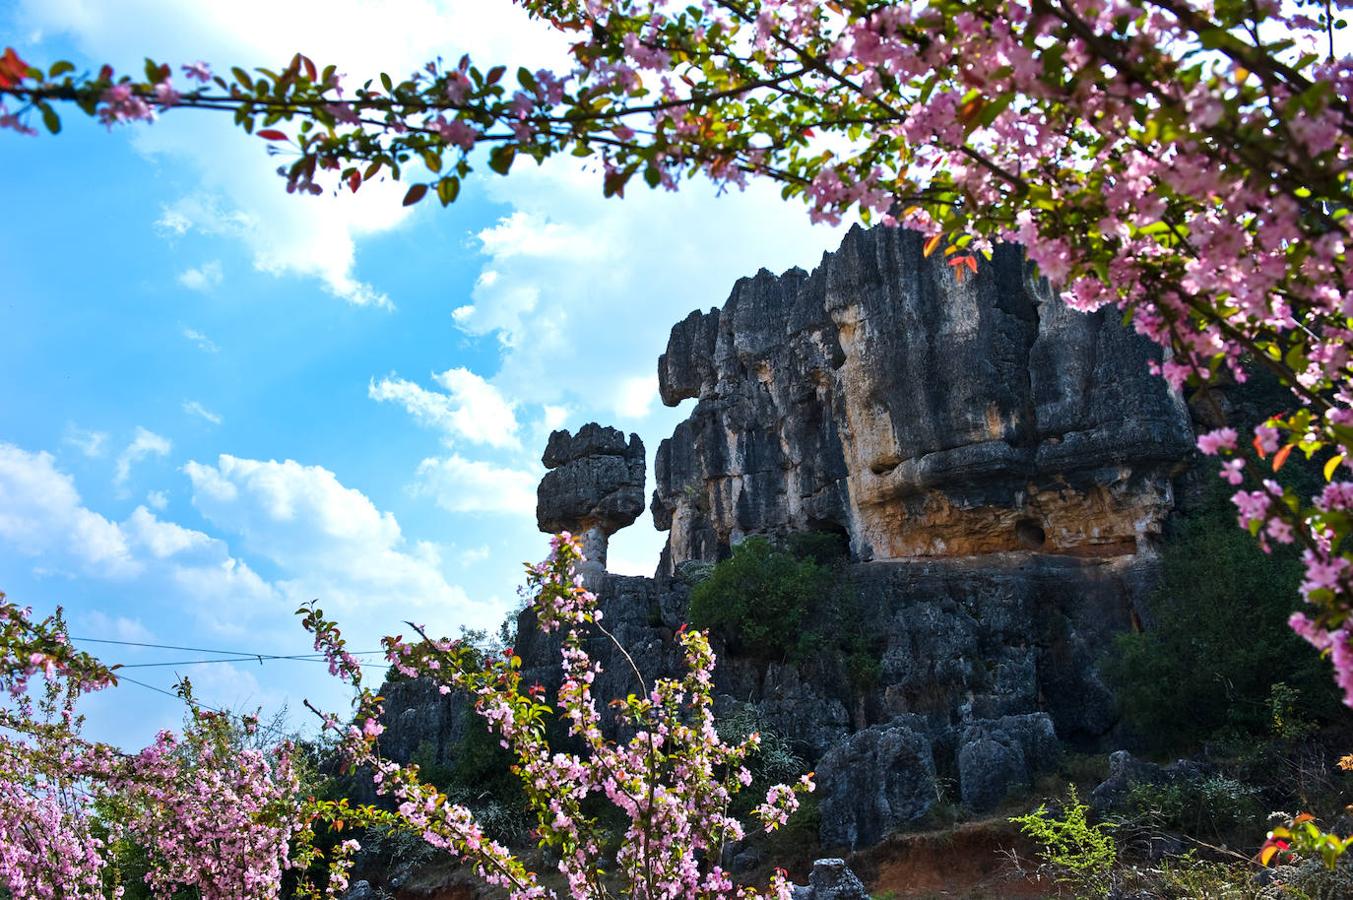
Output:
412,454,538,517
181,327,219,353
369,367,520,449
63,424,108,458
182,455,484,628
114,427,171,489
0,443,140,578
177,260,223,292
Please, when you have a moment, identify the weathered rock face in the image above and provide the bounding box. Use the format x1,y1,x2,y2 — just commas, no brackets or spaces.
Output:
537,422,645,585
816,718,939,848
372,226,1200,864
653,225,1194,570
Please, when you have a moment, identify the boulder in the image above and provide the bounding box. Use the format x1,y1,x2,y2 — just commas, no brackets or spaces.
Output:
817,719,939,849
958,713,1060,812
784,859,871,900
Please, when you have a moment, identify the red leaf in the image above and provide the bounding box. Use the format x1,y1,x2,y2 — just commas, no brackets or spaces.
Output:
0,47,28,88
347,171,361,193
257,129,289,142
402,183,428,206
1273,444,1293,472
301,54,318,82
1253,432,1268,460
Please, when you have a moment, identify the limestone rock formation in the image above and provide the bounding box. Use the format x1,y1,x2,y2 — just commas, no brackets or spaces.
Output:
370,225,1201,867
788,859,871,900
652,225,1193,570
536,422,645,586
816,719,939,849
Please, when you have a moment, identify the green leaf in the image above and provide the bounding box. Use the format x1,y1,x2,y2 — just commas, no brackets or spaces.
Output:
231,66,254,91
488,145,516,175
47,60,74,78
517,67,538,93
38,102,60,135
380,72,394,94
422,148,442,173
403,183,428,206
436,176,460,206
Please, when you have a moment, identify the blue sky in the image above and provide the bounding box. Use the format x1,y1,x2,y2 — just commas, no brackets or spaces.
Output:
0,0,847,746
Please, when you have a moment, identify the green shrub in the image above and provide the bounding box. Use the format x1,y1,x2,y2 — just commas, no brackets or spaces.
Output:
1010,787,1116,894
1104,474,1340,751
1122,775,1261,842
688,537,834,660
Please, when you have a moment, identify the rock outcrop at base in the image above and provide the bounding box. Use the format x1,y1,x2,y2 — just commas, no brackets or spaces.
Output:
652,225,1193,571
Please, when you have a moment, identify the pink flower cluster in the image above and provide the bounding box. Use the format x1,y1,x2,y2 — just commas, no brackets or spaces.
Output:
304,534,814,899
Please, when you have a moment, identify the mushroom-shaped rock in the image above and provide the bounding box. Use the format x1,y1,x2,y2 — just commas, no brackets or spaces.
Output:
536,423,645,587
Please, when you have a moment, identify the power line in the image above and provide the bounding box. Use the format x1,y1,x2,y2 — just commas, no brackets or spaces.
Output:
114,674,302,742
114,655,385,669
71,636,385,656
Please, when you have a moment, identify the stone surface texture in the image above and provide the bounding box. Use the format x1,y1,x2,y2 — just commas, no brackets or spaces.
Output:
537,422,645,585
372,226,1200,860
652,225,1193,571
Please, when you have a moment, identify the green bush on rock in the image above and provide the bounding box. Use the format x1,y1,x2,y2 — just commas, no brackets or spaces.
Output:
688,536,835,661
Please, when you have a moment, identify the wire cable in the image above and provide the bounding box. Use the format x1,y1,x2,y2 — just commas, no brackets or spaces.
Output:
70,636,385,656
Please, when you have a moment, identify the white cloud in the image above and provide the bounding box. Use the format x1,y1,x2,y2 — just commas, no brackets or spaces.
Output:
0,443,140,577
182,327,219,353
458,544,491,565
146,490,169,510
124,505,214,559
182,400,223,425
182,455,483,627
542,405,570,432
0,444,277,618
369,367,520,449
453,160,847,421
114,427,171,489
413,454,538,517
613,374,657,420
177,260,223,292
63,424,108,458
79,609,156,644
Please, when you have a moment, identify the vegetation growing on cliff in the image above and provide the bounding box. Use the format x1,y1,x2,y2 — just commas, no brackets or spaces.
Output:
688,532,882,694
1106,473,1342,751
688,537,833,661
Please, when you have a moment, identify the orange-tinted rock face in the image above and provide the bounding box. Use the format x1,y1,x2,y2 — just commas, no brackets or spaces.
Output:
652,226,1194,569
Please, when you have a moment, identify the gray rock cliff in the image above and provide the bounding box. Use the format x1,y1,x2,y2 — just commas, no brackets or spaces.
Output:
652,225,1193,571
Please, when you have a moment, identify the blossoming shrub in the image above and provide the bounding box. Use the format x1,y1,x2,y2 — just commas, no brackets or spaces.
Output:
1,534,816,899
0,596,304,900
298,532,815,899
